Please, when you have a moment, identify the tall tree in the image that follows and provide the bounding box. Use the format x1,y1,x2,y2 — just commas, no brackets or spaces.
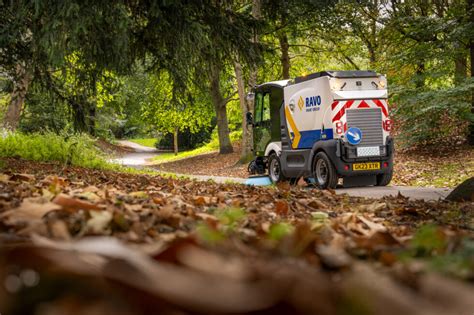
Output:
468,0,474,145
234,0,261,161
0,0,133,130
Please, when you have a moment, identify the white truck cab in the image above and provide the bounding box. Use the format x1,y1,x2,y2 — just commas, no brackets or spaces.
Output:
247,70,394,188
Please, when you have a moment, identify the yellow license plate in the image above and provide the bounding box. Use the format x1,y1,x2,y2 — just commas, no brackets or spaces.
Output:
353,162,380,171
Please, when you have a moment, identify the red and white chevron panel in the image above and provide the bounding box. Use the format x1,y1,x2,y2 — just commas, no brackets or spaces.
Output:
331,99,390,134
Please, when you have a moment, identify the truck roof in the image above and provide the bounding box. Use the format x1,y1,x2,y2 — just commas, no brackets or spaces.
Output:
255,79,291,90
294,70,379,84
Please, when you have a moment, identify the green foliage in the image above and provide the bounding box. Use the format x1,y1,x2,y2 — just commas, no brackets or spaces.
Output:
128,138,157,148
400,224,474,279
410,225,447,256
0,131,108,169
216,208,246,230
196,207,246,244
268,222,294,241
392,79,474,146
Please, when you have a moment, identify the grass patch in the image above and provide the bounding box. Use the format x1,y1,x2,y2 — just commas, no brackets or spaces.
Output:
152,130,241,164
0,131,198,180
128,138,157,148
0,131,111,169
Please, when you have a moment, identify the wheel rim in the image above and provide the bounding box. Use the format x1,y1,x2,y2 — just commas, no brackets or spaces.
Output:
269,158,280,182
316,159,328,185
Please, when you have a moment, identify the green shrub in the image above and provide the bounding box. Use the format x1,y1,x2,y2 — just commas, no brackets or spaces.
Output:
0,130,109,169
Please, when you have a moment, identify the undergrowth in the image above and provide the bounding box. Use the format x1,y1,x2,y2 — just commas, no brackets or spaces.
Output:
0,131,111,168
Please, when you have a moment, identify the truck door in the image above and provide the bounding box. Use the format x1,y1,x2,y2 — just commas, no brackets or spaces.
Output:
254,91,272,156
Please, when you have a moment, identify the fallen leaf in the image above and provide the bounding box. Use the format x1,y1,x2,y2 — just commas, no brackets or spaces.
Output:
87,210,113,234
357,215,387,233
53,193,101,211
193,196,209,206
275,200,289,215
367,202,387,212
49,220,71,240
77,191,102,203
1,197,62,226
308,199,328,210
10,173,35,182
129,191,149,199
317,245,352,269
0,174,10,182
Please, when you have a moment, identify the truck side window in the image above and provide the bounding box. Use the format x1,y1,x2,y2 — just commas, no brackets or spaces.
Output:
262,93,270,121
254,92,263,123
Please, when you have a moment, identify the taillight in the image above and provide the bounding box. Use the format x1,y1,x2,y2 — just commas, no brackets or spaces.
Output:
383,119,392,132
335,121,343,135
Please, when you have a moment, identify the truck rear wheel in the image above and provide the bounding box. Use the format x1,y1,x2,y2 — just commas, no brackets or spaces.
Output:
268,153,286,184
376,171,393,186
313,152,338,189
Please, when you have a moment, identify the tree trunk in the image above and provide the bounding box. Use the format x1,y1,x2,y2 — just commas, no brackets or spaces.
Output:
209,63,233,154
173,127,178,156
248,0,260,90
87,103,96,136
3,64,31,131
454,43,467,85
415,63,425,89
279,32,290,80
469,0,474,145
234,60,253,162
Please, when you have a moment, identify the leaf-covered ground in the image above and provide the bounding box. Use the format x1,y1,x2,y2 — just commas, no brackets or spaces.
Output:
152,144,473,188
0,158,473,315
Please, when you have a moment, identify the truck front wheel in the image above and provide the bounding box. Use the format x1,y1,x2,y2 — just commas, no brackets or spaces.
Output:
313,152,338,189
268,153,286,184
376,171,393,186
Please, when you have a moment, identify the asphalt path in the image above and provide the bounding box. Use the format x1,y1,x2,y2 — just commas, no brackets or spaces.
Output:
112,141,452,202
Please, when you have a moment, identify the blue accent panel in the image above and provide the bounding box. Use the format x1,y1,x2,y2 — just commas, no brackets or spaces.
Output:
297,129,334,149
245,176,272,186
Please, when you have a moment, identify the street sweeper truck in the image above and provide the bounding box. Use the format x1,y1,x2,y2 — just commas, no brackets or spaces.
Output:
246,70,393,188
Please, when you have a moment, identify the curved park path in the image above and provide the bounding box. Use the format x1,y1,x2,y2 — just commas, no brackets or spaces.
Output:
113,141,452,202
111,140,161,166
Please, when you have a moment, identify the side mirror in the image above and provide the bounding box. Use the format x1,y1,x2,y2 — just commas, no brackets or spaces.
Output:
245,92,255,102
246,112,253,126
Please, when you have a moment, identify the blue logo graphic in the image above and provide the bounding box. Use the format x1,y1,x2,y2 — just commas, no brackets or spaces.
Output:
305,95,321,107
346,127,362,145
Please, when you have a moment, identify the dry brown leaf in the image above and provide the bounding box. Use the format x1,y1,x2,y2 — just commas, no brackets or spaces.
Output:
274,200,289,215
53,193,101,211
1,197,62,226
316,244,352,269
10,173,35,182
357,215,387,233
308,199,328,210
49,220,71,240
0,174,10,182
193,196,209,206
87,210,113,234
366,202,387,212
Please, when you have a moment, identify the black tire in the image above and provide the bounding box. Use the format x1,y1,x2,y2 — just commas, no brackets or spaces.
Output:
312,152,338,189
268,153,286,184
376,171,393,186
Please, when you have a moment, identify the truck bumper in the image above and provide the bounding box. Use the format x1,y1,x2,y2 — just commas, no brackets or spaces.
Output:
329,138,394,177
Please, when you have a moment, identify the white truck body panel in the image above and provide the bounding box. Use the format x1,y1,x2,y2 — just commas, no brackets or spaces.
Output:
282,75,390,150
264,141,282,156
